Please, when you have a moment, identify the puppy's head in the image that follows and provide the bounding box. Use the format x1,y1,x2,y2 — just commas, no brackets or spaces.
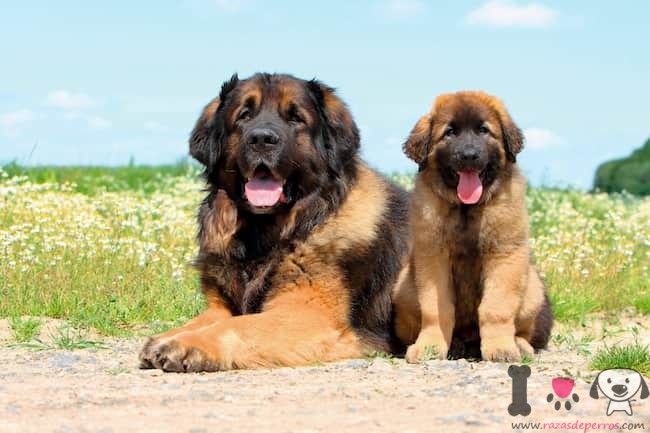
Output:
190,73,359,215
590,368,649,401
403,91,523,205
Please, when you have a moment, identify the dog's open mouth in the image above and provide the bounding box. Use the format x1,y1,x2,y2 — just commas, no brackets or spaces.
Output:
456,169,486,205
243,165,287,208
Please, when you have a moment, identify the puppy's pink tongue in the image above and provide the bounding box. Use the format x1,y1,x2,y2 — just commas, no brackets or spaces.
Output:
457,170,483,204
244,178,283,207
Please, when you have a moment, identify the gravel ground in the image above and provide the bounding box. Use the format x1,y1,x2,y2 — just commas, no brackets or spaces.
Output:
1,317,648,433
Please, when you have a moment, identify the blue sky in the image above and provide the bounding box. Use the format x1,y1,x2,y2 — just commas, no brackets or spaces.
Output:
1,1,649,188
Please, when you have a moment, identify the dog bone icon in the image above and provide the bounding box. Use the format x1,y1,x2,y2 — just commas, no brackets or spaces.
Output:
508,365,532,416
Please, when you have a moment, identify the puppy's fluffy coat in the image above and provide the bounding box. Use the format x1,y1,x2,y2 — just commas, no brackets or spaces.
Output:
393,91,552,362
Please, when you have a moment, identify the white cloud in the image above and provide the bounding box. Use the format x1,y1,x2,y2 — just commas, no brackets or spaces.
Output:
466,1,557,28
384,135,402,146
144,121,170,133
215,0,246,12
524,128,564,150
61,111,111,130
87,116,111,130
381,0,426,18
0,109,33,128
46,90,96,110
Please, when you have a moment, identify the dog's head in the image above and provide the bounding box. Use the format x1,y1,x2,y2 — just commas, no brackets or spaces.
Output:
190,73,360,215
403,91,523,205
590,368,649,402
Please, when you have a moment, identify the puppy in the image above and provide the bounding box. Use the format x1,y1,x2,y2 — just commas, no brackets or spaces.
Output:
393,91,552,362
590,368,649,415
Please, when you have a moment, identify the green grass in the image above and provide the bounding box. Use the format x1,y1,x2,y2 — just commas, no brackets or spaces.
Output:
420,345,440,361
9,316,42,342
552,333,594,356
590,342,650,374
13,324,107,351
520,354,533,365
1,164,649,337
1,159,200,195
365,351,398,365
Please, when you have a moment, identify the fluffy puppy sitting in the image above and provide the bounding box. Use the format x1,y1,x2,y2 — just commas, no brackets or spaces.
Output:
393,91,552,362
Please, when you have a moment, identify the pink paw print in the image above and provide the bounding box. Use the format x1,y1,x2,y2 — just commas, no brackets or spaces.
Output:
547,378,580,411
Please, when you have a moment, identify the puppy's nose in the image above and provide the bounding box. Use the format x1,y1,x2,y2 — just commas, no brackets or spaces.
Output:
460,147,480,162
612,384,627,394
247,128,280,148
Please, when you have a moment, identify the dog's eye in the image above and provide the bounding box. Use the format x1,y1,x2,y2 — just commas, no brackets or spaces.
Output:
236,108,252,122
288,107,305,124
443,126,455,138
625,378,630,383
479,125,490,135
607,378,612,383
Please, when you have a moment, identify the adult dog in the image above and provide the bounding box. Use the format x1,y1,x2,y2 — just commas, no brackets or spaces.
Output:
393,91,552,362
139,73,410,372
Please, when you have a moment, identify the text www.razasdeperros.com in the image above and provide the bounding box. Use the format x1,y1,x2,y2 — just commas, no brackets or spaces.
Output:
511,421,645,432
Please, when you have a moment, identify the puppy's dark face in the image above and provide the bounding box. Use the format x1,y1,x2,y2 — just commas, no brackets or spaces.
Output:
403,92,524,205
189,74,359,215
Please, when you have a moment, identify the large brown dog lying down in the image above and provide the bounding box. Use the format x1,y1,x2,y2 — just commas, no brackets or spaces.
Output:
393,91,552,362
139,73,410,372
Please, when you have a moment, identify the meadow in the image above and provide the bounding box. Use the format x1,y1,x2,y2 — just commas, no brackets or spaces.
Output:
1,163,649,339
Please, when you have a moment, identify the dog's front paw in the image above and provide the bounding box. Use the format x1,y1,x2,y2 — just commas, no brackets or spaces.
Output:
481,337,521,362
405,336,448,363
139,336,219,372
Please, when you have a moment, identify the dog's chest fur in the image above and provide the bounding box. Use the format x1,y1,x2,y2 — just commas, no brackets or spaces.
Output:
443,205,488,332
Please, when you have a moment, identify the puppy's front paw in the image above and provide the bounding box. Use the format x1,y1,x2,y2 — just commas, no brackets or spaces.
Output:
481,337,521,362
405,336,448,363
139,336,219,372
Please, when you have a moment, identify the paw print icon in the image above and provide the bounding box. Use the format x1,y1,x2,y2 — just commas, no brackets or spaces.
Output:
547,378,580,411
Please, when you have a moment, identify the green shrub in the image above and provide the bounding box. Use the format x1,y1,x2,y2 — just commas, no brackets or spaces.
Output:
594,138,650,195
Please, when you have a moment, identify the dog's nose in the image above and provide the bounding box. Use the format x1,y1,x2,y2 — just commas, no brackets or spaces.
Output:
460,147,480,162
247,128,280,148
612,384,628,395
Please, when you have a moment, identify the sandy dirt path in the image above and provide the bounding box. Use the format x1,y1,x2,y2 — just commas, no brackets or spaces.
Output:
1,317,648,433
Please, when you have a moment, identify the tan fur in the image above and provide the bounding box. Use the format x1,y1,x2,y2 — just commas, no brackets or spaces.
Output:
395,92,550,363
202,97,221,123
309,163,386,253
199,190,240,256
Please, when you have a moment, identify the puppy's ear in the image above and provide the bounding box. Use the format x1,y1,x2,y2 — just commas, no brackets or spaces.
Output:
589,373,601,399
307,79,360,172
403,113,432,165
495,103,524,163
189,73,239,166
639,374,649,399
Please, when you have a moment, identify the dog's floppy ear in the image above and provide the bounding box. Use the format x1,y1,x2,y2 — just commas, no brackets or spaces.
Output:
639,374,649,399
189,73,239,166
403,113,432,165
589,373,601,399
494,100,524,163
307,79,360,173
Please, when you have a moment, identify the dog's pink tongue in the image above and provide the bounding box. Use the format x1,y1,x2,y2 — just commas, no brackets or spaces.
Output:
457,170,483,204
244,178,283,207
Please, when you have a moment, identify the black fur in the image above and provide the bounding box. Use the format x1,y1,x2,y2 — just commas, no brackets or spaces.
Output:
338,182,410,353
531,291,553,349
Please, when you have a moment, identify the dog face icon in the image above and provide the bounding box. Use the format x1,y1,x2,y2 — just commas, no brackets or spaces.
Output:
590,368,649,416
